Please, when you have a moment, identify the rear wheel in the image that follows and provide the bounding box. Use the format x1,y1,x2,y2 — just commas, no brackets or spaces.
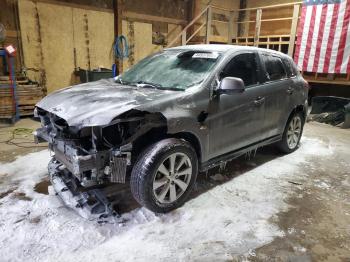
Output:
277,112,304,153
130,138,198,213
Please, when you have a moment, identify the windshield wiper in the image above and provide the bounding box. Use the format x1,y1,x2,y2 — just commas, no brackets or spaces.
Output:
136,81,183,91
136,81,163,89
115,77,136,86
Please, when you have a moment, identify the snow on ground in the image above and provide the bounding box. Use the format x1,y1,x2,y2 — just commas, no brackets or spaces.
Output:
0,137,332,262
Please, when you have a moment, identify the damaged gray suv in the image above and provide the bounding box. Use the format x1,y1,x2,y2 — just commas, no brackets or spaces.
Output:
35,45,308,219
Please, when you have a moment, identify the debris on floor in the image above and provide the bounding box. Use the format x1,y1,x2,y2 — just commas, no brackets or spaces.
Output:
309,96,350,127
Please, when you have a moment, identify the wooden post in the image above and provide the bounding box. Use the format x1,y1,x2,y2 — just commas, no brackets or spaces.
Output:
205,6,212,44
189,0,201,40
227,11,235,44
182,31,187,45
238,0,247,37
113,0,123,74
246,13,250,37
278,36,282,52
254,8,262,47
288,4,300,57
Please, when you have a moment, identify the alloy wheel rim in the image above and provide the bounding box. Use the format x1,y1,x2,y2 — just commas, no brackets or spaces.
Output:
153,152,192,204
287,116,301,149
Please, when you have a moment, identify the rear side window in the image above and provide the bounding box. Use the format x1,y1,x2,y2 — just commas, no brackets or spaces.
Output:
262,54,287,81
282,57,297,77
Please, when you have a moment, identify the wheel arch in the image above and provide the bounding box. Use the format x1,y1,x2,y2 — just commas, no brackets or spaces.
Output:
131,128,202,165
291,104,307,122
169,132,202,163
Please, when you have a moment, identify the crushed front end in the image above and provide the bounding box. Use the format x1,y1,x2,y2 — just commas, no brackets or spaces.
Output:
34,107,165,220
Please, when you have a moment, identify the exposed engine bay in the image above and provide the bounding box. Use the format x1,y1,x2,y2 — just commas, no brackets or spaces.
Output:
34,107,166,221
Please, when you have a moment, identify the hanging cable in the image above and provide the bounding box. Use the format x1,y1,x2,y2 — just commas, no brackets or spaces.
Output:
114,35,129,59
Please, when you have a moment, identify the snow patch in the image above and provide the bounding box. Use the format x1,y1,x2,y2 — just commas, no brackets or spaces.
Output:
0,137,332,261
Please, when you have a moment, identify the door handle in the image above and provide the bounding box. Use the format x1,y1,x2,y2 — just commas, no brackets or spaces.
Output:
254,96,265,106
287,86,294,94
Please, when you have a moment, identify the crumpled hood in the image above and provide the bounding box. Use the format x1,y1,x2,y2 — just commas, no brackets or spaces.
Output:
36,79,180,127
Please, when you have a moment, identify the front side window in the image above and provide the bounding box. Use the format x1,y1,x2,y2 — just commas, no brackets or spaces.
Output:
220,53,259,87
118,50,221,90
262,54,287,81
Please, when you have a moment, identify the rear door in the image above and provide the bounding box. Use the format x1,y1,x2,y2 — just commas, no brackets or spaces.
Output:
258,53,294,138
207,52,266,159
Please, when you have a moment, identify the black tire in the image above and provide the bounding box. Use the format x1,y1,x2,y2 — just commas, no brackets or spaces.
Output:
277,111,305,154
130,138,198,213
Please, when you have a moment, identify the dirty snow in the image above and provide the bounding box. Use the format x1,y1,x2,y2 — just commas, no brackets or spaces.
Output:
0,137,332,262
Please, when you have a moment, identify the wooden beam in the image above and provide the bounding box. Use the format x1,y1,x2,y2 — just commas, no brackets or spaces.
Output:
182,31,187,45
206,6,212,44
262,17,293,22
304,78,350,85
288,4,300,57
212,19,228,24
234,2,302,12
237,0,247,37
227,11,235,44
254,9,262,47
113,0,123,74
209,2,303,12
30,0,112,13
188,0,201,38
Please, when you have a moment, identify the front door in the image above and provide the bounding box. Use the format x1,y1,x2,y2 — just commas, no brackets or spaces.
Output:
207,52,266,160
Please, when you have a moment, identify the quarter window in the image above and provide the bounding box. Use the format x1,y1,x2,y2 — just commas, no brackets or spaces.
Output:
282,57,297,77
262,55,287,81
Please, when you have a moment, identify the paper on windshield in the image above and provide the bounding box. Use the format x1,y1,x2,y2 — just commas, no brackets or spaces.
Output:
192,52,219,59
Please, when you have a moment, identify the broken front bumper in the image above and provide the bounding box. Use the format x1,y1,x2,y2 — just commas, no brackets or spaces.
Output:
35,127,130,184
48,159,118,221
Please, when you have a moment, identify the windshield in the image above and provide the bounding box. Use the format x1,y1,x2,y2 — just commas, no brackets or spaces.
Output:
118,50,221,90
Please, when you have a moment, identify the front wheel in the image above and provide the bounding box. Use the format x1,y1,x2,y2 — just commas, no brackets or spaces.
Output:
130,138,198,213
277,112,304,153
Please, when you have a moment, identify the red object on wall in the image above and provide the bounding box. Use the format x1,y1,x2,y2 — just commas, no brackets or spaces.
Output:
5,45,16,56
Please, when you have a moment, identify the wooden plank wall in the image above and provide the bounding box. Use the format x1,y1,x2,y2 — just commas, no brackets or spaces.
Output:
18,0,114,93
17,0,185,93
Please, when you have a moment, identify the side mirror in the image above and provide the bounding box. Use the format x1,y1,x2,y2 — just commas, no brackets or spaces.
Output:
217,77,245,95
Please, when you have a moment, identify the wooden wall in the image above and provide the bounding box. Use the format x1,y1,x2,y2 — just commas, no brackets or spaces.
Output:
18,0,115,93
245,0,300,36
16,0,186,93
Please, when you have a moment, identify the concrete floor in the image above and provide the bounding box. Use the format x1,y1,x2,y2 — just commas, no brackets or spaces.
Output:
0,118,46,162
253,122,350,261
0,119,349,261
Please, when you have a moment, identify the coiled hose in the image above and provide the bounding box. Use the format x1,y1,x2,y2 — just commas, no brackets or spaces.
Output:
113,35,128,77
114,35,129,59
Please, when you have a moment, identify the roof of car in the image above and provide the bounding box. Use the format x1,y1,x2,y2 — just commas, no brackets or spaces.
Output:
166,44,290,58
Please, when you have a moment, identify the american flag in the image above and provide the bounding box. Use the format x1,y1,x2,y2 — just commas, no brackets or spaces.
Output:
294,0,350,73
